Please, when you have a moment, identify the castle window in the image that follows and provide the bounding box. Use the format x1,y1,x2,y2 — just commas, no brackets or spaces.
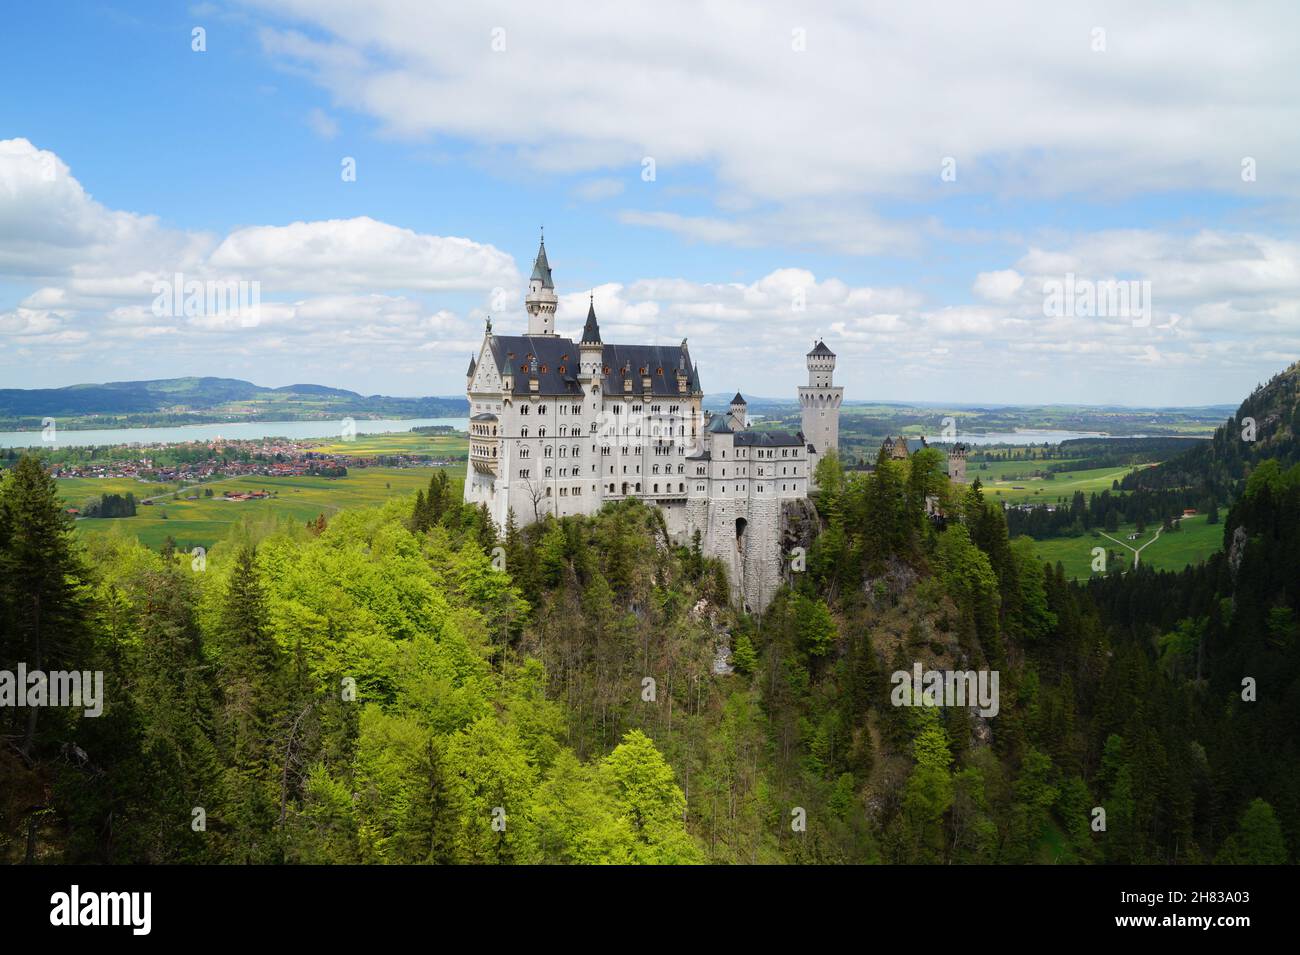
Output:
557,365,565,375
544,447,552,458
520,405,529,415
538,405,547,414
520,468,530,478
520,448,529,459
545,467,552,477
539,427,546,437
520,427,529,438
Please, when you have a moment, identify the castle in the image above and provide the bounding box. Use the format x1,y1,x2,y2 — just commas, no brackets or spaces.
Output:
463,235,843,612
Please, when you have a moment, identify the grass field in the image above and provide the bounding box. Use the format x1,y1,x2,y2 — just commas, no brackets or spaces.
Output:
976,462,1157,504
1028,514,1224,580
310,431,468,457
68,465,465,552
55,476,178,506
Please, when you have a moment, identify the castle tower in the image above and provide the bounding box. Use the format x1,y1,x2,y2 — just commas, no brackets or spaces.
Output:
798,339,842,456
729,391,748,430
948,442,969,484
579,294,603,381
525,231,557,336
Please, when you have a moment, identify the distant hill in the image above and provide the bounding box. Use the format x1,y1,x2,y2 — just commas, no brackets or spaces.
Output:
1125,360,1300,494
0,377,468,430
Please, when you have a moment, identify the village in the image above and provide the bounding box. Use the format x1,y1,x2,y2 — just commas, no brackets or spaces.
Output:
45,436,458,485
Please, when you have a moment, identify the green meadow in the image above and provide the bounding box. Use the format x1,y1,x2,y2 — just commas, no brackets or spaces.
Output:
68,465,465,552
977,463,1155,504
310,431,468,457
56,476,177,506
1028,514,1224,580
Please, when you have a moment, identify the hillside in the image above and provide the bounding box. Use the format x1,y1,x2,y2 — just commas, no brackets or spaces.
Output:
2,369,1297,865
0,377,468,430
1125,360,1300,495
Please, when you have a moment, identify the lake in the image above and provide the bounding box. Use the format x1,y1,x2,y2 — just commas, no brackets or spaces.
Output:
922,430,1116,446
0,417,470,449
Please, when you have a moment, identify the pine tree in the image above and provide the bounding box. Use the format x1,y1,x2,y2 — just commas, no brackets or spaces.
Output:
0,455,89,756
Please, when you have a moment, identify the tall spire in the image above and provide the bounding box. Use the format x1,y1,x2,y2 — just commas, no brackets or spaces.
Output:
581,292,602,345
530,228,554,289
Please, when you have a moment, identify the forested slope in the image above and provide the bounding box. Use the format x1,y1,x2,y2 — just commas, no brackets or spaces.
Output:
0,436,1294,863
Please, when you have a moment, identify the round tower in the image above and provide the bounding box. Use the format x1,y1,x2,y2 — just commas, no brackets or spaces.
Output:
729,391,748,430
525,231,557,336
798,339,843,456
948,442,969,484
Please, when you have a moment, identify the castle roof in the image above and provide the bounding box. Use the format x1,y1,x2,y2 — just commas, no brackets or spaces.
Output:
734,430,803,448
808,340,835,358
466,354,477,377
731,392,746,405
485,334,697,398
530,237,554,289
707,414,734,434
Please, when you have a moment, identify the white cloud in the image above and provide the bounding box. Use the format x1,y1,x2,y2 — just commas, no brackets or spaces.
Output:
209,217,519,293
247,0,1300,205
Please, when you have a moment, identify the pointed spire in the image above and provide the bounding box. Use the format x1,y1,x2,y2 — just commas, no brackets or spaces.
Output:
466,353,477,377
581,292,602,345
530,228,554,288
732,391,746,406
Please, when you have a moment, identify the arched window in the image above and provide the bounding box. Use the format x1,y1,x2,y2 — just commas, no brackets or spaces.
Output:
520,427,529,438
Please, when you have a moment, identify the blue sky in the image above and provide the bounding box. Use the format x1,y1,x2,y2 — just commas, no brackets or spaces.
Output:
3,1,1300,405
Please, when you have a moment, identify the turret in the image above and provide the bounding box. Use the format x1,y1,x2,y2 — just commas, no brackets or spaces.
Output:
806,339,836,387
500,354,514,393
948,442,969,484
729,391,748,430
579,294,603,381
525,230,558,336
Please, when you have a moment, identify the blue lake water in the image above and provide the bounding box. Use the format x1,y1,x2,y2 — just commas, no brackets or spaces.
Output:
923,430,1115,446
0,417,469,449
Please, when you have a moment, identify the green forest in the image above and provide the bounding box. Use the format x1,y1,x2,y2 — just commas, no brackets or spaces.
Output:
1,382,1297,864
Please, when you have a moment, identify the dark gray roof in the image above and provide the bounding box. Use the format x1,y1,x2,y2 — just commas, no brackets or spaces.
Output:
707,414,733,434
489,335,580,395
580,299,602,344
530,239,554,288
734,431,803,448
470,412,498,422
600,342,697,397
467,355,477,377
486,335,697,398
808,340,835,357
731,392,746,405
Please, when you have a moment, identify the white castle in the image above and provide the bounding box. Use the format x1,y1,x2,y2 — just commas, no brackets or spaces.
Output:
464,235,842,613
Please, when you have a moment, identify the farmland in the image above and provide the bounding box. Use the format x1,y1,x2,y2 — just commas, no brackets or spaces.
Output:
976,463,1158,504
1027,513,1224,580
66,465,466,552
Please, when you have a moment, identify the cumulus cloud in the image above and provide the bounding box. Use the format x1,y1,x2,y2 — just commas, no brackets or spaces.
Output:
246,0,1300,206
